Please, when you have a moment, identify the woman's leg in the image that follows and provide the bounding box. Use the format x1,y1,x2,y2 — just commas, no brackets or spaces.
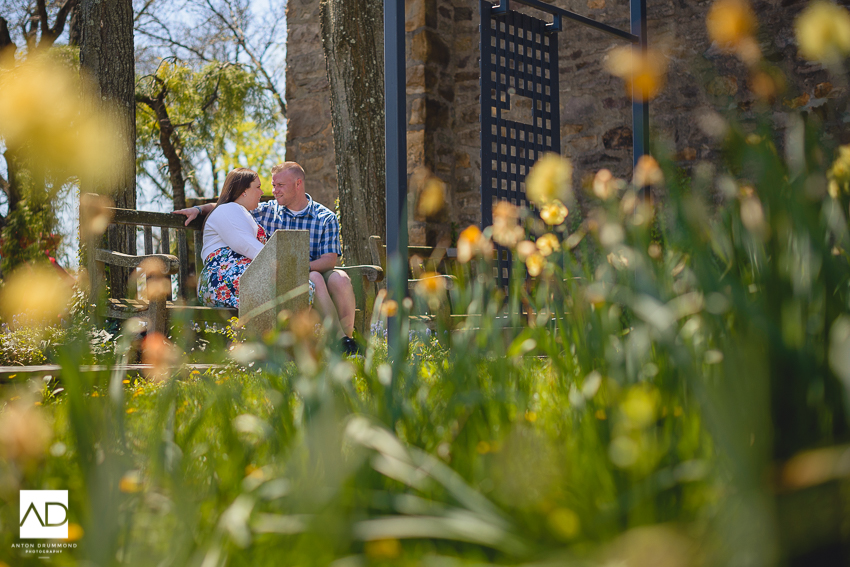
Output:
309,271,344,337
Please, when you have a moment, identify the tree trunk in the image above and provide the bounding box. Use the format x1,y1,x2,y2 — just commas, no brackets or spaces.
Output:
79,0,136,298
319,0,386,266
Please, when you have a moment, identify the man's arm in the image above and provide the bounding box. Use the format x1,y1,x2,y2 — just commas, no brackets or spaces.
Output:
173,202,216,226
310,253,338,273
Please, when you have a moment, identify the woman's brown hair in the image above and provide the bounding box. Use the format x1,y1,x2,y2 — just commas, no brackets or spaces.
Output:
203,168,259,230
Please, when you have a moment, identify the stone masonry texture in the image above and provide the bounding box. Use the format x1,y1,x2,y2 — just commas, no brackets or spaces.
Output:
286,0,848,245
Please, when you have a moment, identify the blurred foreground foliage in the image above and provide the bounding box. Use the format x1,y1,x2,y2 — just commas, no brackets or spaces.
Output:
1,105,850,565
2,1,850,565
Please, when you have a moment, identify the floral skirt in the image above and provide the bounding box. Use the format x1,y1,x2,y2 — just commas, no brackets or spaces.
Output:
198,247,315,309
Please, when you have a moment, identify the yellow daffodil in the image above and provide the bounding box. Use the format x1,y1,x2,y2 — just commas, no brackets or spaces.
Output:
457,225,492,263
417,177,446,217
492,201,525,247
516,239,538,261
828,145,850,196
536,233,561,257
0,400,52,466
526,153,573,206
141,332,180,382
605,46,668,102
0,264,72,330
526,252,546,277
593,169,616,200
540,200,569,226
707,0,761,64
632,155,664,187
795,1,850,66
381,299,399,317
414,272,447,298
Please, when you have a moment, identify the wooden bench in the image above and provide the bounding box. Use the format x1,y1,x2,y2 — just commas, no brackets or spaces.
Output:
365,235,458,325
88,206,383,336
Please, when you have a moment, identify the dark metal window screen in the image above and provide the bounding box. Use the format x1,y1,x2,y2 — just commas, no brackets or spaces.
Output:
480,0,560,288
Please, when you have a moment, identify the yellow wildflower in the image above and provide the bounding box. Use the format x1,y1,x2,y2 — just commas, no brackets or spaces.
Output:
364,539,401,559
548,508,581,540
119,470,143,493
65,523,84,542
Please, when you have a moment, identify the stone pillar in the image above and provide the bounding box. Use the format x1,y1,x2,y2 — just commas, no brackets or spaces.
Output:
239,230,310,336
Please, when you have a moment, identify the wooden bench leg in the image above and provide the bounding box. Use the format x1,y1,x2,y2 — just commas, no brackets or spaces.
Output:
147,297,168,336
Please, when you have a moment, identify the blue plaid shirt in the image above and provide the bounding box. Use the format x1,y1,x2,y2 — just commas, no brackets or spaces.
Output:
250,194,342,262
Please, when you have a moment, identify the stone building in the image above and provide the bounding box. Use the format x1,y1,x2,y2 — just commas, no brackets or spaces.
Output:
285,0,844,246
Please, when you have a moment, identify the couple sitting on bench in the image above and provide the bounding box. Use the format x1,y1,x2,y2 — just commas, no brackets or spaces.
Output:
175,161,360,355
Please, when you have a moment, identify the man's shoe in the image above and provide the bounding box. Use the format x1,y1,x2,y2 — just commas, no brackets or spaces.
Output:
341,336,361,356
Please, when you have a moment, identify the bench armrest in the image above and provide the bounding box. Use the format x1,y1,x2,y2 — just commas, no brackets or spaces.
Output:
336,264,384,283
95,249,180,275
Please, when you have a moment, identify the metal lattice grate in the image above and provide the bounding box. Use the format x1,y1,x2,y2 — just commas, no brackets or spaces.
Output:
480,0,560,289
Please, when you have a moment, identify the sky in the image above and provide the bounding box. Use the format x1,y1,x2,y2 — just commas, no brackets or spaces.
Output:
0,0,288,269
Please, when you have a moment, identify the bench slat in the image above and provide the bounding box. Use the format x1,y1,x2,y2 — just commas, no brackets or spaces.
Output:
95,249,179,272
144,226,153,255
104,298,237,322
194,230,204,280
161,228,172,301
177,230,190,299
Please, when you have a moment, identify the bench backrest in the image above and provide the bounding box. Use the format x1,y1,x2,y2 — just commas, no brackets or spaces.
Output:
106,208,204,301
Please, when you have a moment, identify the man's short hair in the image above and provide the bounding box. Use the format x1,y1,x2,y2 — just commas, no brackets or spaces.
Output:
271,162,306,180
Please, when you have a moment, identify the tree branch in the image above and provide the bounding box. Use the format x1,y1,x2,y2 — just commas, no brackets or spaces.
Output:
0,16,15,53
46,0,78,46
202,0,286,118
134,0,158,23
134,27,211,62
36,0,49,38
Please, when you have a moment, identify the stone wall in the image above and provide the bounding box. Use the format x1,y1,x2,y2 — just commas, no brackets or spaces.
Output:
286,0,845,244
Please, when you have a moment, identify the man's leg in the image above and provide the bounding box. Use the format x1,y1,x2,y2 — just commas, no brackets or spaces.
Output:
310,271,344,336
323,269,356,337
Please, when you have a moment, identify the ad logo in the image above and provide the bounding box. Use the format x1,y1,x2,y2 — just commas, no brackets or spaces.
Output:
19,490,68,539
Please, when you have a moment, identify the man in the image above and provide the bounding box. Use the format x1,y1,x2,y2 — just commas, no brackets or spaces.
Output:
176,162,358,354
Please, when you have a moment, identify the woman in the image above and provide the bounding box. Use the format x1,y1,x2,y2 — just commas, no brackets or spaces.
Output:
197,168,326,309
197,168,268,308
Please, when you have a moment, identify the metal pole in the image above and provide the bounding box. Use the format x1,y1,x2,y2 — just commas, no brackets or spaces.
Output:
384,0,408,364
630,0,649,168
